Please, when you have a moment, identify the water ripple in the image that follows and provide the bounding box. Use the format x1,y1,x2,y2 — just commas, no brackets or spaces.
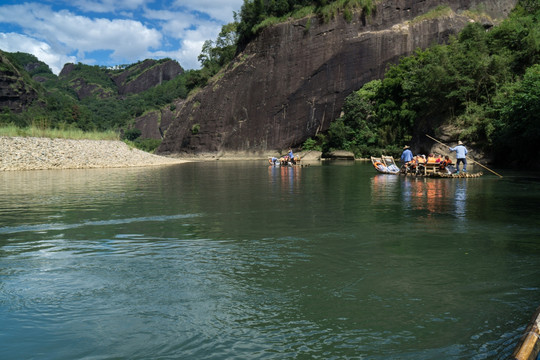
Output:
0,213,199,235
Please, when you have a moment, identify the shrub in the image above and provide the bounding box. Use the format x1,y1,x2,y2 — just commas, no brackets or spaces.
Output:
302,137,322,151
134,138,162,153
123,128,142,141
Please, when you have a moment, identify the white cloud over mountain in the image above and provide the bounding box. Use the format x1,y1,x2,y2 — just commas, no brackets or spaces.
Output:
0,0,243,74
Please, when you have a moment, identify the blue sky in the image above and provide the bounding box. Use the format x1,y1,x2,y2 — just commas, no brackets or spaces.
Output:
0,0,244,74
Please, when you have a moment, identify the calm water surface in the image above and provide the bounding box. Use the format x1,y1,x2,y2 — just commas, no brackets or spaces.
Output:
0,161,539,359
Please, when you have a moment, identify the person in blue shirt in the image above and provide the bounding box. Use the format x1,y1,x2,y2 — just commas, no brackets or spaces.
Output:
400,145,413,163
288,148,295,164
449,140,468,173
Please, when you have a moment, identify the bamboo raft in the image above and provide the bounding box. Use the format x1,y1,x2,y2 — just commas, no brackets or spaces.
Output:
419,171,483,178
372,155,483,178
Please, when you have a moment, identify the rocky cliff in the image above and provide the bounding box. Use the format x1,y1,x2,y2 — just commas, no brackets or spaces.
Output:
0,51,40,113
111,59,184,96
157,0,517,156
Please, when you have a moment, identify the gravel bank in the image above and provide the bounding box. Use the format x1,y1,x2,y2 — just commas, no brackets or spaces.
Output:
0,136,189,171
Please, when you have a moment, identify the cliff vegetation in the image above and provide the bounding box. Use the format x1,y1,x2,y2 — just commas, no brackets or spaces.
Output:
311,0,539,166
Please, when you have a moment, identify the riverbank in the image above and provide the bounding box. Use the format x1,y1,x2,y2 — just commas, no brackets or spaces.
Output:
0,136,189,171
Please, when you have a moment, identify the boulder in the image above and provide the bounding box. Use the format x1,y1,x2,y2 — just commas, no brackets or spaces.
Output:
325,150,355,160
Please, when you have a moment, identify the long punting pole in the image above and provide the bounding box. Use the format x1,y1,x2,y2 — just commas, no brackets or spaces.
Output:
425,134,503,178
511,305,540,360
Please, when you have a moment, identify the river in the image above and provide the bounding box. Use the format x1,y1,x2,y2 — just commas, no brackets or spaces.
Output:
0,161,539,359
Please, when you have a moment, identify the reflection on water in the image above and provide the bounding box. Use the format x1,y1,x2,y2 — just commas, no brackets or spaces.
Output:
371,174,470,221
1,162,539,359
268,165,302,194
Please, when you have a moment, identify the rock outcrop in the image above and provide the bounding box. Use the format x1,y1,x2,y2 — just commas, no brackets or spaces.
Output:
157,0,517,156
133,98,183,139
112,59,184,96
0,51,40,113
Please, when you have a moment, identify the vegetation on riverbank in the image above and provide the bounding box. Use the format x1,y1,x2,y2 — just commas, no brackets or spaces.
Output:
0,124,119,140
304,0,540,165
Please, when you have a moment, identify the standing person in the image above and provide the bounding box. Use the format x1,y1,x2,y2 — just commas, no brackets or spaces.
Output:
400,145,413,163
449,140,468,173
288,148,295,164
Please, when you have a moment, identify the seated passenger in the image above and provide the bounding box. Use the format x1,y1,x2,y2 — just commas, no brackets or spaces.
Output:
439,156,453,170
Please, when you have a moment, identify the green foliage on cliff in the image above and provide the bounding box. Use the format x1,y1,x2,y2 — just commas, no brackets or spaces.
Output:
319,0,540,165
61,63,118,93
237,0,374,46
6,52,54,77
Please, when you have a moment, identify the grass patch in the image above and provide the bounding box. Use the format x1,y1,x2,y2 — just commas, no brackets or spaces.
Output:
124,138,162,153
252,5,317,34
462,7,494,23
0,124,119,140
410,5,453,24
252,0,376,34
319,0,375,23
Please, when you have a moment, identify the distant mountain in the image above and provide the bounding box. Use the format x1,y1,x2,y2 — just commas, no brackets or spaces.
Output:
58,59,184,100
0,52,186,134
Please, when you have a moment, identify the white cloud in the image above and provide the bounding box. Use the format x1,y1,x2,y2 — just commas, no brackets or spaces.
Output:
0,32,76,74
142,7,223,68
155,25,220,70
0,3,161,65
68,0,147,13
50,14,162,60
172,0,243,23
0,0,244,73
154,40,201,70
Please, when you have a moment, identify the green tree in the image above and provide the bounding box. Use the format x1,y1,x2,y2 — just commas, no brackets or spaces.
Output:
492,64,540,163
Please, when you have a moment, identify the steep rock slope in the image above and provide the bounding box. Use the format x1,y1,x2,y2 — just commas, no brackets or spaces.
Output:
111,59,184,96
0,51,40,113
158,0,517,156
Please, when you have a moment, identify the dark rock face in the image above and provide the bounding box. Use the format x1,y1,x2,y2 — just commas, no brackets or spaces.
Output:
58,63,75,78
0,52,39,113
133,99,183,139
157,0,517,156
112,59,184,96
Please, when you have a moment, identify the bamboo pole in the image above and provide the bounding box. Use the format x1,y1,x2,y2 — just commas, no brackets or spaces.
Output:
425,134,503,178
511,306,540,360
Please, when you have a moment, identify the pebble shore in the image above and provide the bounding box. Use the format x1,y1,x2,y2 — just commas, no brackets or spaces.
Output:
0,136,189,171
